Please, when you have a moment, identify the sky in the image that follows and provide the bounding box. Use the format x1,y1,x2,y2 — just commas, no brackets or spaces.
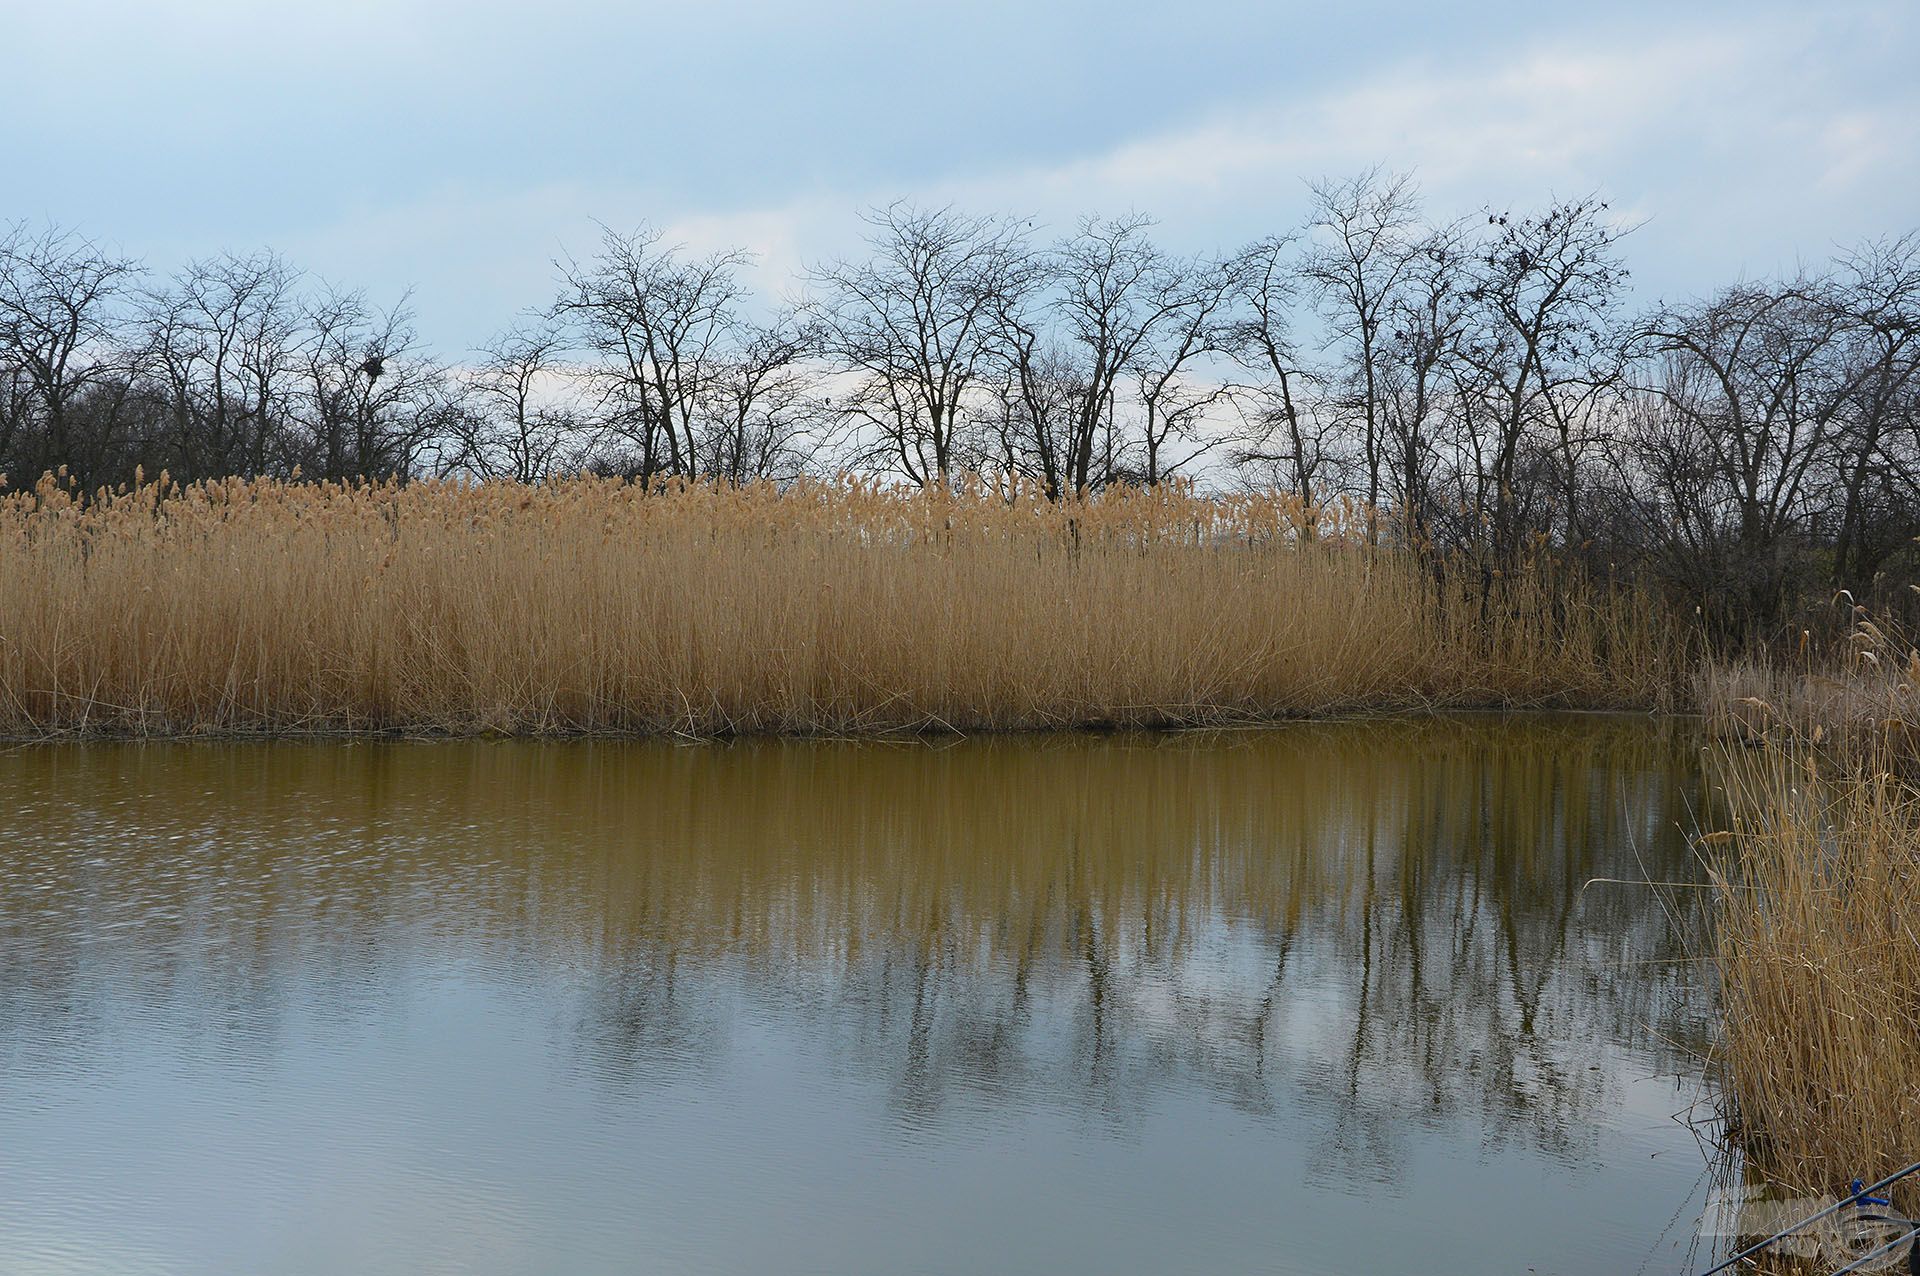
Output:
6,0,1917,351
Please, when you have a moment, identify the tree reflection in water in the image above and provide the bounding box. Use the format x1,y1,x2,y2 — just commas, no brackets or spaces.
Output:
0,717,1716,1182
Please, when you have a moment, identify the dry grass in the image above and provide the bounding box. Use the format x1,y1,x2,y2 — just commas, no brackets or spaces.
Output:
1707,617,1920,1208
1702,621,1920,767
0,471,1685,737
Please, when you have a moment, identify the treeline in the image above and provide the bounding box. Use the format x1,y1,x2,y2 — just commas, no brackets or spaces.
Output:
3,172,1916,640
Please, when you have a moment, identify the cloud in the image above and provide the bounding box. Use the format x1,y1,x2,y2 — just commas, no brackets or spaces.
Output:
268,8,1918,348
927,16,1906,236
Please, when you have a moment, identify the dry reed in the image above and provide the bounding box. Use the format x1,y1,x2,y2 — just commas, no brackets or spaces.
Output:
0,471,1683,737
1707,615,1920,1209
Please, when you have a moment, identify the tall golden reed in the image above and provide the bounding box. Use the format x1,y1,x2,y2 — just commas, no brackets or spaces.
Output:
1708,621,1920,1205
0,471,1683,737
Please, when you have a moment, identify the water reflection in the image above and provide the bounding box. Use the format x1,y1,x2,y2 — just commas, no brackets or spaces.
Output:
0,718,1719,1274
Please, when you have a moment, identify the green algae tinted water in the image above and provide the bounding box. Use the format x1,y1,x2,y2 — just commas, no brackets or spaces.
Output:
0,718,1723,1274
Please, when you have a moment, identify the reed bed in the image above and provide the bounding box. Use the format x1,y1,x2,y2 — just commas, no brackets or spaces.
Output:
0,472,1682,738
1707,618,1920,1211
1703,622,1920,774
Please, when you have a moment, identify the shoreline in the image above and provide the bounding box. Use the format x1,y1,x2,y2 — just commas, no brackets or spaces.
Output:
0,701,1691,747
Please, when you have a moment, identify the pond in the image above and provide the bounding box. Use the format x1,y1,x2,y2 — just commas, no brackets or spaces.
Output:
0,717,1724,1274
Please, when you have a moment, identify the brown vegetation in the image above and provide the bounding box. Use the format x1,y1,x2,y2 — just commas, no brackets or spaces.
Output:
0,472,1684,738
1707,616,1920,1209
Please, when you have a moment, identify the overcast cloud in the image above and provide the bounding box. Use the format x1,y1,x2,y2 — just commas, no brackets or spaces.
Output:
7,0,1915,348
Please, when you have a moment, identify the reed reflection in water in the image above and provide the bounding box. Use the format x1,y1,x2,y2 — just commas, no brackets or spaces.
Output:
0,717,1717,1275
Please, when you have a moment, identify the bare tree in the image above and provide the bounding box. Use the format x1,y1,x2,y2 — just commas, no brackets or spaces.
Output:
1449,196,1630,563
0,223,143,485
1006,215,1232,495
555,227,751,480
1626,276,1858,633
1131,255,1241,485
696,315,826,483
139,250,303,478
295,287,446,481
1375,222,1472,547
1828,234,1920,590
1303,170,1424,525
1227,232,1330,505
450,319,579,483
810,204,1033,486
985,333,1083,495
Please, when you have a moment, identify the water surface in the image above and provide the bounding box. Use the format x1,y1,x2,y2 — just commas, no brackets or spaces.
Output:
0,718,1720,1274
